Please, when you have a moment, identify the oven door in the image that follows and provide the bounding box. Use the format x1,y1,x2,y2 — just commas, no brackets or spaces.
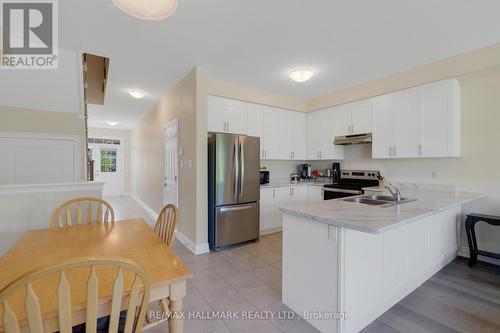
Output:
323,188,362,200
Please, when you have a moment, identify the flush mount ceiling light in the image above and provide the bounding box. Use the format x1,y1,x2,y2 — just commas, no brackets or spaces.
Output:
288,68,315,83
129,89,146,99
107,121,119,126
112,0,177,21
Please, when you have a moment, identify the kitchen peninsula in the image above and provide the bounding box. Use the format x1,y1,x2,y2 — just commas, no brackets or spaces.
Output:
280,188,483,333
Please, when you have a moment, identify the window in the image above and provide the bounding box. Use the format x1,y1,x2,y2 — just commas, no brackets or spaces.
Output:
88,138,121,145
100,149,117,172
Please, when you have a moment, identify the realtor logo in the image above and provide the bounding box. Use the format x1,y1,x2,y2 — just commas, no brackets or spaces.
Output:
1,0,58,69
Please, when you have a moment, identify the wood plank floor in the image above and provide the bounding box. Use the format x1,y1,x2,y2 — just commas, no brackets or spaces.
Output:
362,257,500,333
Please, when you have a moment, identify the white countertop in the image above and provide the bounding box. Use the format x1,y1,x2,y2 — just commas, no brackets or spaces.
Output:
261,181,327,188
279,189,484,234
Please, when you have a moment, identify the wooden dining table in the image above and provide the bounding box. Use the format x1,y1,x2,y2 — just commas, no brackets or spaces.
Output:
0,219,192,332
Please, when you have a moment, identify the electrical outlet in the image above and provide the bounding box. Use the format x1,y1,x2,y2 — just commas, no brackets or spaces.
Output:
432,171,438,179
188,160,193,169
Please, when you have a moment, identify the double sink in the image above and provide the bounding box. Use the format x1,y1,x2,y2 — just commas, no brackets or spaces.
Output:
342,194,417,208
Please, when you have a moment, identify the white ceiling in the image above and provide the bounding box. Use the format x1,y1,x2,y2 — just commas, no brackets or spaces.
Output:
7,0,500,129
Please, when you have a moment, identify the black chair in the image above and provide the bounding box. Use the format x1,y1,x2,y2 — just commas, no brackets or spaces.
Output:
465,213,500,267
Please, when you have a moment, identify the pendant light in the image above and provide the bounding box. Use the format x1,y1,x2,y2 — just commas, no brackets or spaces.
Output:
112,0,178,21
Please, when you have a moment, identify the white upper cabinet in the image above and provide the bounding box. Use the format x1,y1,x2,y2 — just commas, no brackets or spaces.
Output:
307,110,322,160
372,94,395,158
288,111,307,160
333,101,373,136
372,79,461,159
419,79,461,157
333,105,352,137
247,103,264,137
394,88,419,157
307,108,344,160
207,95,227,133
207,95,248,134
350,100,373,135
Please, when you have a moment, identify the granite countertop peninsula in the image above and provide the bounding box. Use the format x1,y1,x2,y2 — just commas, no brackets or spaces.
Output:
279,189,484,234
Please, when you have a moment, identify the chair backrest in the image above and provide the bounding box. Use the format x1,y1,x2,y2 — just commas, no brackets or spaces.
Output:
0,257,150,333
154,204,178,246
50,197,115,228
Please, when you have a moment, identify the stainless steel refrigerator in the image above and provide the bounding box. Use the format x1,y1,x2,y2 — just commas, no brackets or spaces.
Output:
208,133,260,251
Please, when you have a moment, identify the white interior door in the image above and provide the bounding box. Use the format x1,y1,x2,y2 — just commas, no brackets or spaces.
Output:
90,144,122,196
164,120,178,206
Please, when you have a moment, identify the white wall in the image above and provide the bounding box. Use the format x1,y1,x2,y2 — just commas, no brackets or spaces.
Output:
0,182,104,256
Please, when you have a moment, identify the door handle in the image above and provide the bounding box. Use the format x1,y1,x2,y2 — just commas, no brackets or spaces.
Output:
234,141,239,197
240,140,245,198
219,205,253,212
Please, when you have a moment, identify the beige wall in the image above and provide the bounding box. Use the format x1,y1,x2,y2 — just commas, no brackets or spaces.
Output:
307,42,500,111
208,78,306,112
0,106,86,181
131,67,208,247
88,127,132,193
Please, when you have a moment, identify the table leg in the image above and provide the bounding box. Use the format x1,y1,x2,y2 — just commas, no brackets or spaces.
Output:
168,280,186,333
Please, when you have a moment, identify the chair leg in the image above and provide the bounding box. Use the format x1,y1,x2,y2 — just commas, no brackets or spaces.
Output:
465,217,478,267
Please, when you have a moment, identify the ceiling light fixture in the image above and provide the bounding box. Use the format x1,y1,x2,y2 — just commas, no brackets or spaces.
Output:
129,89,146,99
107,121,119,126
112,0,177,21
288,68,315,83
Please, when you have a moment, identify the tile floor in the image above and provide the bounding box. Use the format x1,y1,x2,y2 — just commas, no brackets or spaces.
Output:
108,196,500,333
106,196,319,332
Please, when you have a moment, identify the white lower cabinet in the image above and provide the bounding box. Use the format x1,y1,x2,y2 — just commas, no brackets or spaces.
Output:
260,185,322,233
283,205,462,333
307,185,324,202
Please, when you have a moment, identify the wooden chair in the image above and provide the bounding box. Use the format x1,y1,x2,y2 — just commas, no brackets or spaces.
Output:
0,257,150,333
144,204,178,329
50,197,115,228
153,204,178,247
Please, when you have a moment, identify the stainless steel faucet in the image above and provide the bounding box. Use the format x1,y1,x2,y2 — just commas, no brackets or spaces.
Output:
385,182,402,203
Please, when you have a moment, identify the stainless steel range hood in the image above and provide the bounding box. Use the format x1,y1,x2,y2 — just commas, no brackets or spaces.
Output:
334,133,372,145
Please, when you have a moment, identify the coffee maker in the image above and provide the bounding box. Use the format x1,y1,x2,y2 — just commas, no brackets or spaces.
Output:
332,162,341,184
300,164,311,180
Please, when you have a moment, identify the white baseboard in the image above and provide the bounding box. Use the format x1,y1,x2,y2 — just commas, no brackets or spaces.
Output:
458,246,500,266
260,227,282,236
175,230,210,255
127,193,159,224
127,193,209,255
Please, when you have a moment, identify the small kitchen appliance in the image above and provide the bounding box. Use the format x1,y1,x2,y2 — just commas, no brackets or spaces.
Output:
300,164,312,180
260,170,270,185
290,174,300,183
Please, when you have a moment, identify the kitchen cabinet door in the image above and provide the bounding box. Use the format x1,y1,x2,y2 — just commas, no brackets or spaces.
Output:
289,111,307,160
394,88,419,157
321,108,344,160
308,185,324,203
350,100,373,135
419,80,460,157
260,188,276,231
372,94,395,159
290,185,308,203
334,105,352,137
225,99,248,135
247,103,263,138
273,186,292,228
263,107,289,160
307,111,322,160
207,95,226,133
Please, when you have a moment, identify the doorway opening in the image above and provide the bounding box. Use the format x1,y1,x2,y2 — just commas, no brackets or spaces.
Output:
88,137,123,196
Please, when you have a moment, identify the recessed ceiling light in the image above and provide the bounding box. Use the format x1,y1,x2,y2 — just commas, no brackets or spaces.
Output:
112,0,177,21
129,89,146,99
107,121,119,126
288,68,315,83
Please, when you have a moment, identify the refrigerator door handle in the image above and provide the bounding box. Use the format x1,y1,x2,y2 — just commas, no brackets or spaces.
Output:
234,141,239,198
240,140,245,198
219,204,254,213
